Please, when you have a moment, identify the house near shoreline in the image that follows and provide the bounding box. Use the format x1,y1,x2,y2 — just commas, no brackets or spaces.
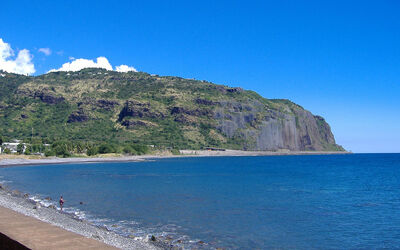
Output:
0,140,51,155
1,141,26,154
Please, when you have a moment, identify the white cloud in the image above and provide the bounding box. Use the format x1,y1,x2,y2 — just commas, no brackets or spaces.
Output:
69,56,75,60
115,64,137,72
49,57,137,73
48,57,113,72
0,38,35,75
38,48,51,56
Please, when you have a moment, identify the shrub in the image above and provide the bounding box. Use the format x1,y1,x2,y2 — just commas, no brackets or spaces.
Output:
44,149,56,157
86,146,98,156
97,143,115,154
122,145,136,155
171,148,180,155
131,144,149,155
53,145,71,158
24,145,32,155
31,144,45,154
17,143,24,154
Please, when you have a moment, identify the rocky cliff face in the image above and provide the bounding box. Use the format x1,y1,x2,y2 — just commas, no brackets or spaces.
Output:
213,99,340,151
0,69,344,151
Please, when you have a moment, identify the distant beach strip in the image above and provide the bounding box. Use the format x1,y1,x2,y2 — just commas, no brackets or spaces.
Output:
0,150,350,168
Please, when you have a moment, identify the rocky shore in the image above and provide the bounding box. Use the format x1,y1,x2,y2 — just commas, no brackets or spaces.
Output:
0,185,170,250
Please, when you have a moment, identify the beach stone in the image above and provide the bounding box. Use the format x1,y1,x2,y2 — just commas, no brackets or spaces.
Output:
12,190,22,196
33,202,41,209
111,224,118,228
79,201,84,205
44,196,52,201
198,240,205,244
91,234,101,240
23,193,29,198
48,205,56,209
150,235,157,241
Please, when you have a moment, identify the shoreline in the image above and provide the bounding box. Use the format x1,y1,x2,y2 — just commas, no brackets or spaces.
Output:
0,150,350,249
0,150,350,168
0,185,167,250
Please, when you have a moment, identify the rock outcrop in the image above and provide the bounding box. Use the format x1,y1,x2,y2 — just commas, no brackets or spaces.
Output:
214,100,342,151
67,109,89,123
118,101,164,121
18,88,64,104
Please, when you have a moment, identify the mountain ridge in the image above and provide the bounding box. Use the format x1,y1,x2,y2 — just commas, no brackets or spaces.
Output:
0,69,344,152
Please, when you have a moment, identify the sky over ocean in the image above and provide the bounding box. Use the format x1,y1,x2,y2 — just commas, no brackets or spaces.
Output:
0,0,399,153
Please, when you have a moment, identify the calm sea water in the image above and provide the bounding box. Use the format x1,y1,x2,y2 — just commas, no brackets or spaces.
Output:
1,154,400,249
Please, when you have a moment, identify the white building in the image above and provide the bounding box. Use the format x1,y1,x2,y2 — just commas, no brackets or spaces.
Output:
1,142,26,154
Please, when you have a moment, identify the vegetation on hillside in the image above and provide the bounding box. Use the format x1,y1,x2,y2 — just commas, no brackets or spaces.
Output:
0,68,344,153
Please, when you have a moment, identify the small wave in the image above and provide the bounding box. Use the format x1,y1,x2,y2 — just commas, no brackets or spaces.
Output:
28,195,88,220
63,207,87,220
19,192,207,249
29,195,56,207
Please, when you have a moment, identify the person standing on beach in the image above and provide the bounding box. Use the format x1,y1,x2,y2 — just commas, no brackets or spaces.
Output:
59,196,64,211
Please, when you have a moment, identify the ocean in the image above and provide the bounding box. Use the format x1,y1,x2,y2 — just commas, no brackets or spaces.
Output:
0,154,399,249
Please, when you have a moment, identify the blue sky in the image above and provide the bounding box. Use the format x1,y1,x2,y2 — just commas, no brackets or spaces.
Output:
1,0,399,152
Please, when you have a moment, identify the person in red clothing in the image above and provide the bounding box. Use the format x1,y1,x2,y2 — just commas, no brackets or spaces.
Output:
59,196,64,211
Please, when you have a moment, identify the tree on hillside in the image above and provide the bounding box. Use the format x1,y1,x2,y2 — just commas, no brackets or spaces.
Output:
0,136,3,145
17,143,25,154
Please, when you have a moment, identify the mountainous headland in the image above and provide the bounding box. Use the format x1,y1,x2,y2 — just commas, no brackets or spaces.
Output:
0,68,344,157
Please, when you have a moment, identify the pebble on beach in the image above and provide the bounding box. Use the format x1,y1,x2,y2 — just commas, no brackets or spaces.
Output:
12,190,21,196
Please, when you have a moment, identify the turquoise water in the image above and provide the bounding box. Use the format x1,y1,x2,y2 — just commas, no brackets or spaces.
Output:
1,154,400,249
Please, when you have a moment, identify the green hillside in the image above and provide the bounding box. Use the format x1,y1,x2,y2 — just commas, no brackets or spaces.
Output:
0,68,344,152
